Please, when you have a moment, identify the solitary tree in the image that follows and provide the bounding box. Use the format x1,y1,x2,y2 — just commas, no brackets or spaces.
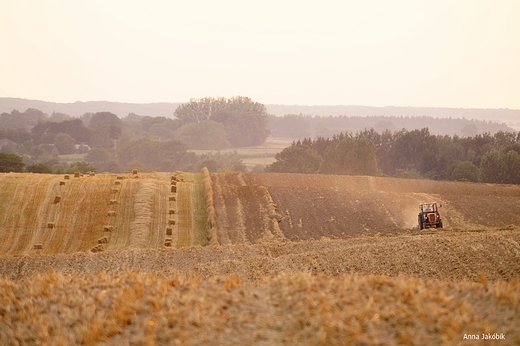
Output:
174,96,270,147
54,133,76,155
88,112,122,150
0,153,26,172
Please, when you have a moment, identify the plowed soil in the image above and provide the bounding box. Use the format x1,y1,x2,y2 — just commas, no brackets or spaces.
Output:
1,172,520,345
213,173,520,241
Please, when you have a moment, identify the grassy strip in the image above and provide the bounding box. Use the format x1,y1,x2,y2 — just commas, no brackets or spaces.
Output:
202,167,218,245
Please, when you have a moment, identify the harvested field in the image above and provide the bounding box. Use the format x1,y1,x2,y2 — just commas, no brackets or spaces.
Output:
1,229,519,282
1,172,520,345
1,271,518,345
213,173,520,242
0,172,194,255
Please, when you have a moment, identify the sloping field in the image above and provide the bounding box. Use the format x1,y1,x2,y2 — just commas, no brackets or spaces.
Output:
1,172,520,345
0,171,206,255
1,229,519,282
1,230,519,345
213,173,520,242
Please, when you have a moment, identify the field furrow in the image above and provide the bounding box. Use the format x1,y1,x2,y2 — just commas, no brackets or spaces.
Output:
20,175,61,254
107,178,138,249
148,179,169,248
1,171,520,345
128,179,155,248
190,172,210,246
1,176,35,254
175,176,192,247
171,172,208,248
45,175,113,254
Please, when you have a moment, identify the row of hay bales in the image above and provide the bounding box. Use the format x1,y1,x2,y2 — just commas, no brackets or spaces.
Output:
33,174,70,250
202,167,218,245
63,171,96,180
164,172,182,247
91,173,128,253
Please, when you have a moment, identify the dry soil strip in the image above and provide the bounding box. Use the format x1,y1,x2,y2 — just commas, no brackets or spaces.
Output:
128,179,155,248
7,175,50,255
175,176,192,248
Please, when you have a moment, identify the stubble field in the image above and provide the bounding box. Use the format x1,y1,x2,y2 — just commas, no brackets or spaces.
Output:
1,171,519,345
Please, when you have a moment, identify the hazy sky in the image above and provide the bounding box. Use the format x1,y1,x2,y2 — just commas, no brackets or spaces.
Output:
1,0,519,109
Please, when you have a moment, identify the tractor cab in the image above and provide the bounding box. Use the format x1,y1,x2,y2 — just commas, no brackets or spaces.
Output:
418,202,443,230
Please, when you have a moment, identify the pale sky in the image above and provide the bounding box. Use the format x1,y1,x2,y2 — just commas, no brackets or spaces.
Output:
1,0,519,109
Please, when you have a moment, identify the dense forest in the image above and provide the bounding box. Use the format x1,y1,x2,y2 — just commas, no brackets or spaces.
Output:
267,129,520,184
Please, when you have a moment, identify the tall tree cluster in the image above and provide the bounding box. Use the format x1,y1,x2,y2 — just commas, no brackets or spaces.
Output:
267,128,520,184
174,96,270,147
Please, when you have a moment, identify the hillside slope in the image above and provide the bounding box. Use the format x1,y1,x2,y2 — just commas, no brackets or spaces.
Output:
0,172,207,255
213,173,520,243
2,172,519,255
1,172,519,345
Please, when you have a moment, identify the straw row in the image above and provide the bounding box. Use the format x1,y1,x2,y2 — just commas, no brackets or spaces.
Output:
34,176,67,250
91,176,120,252
165,172,182,247
202,167,218,245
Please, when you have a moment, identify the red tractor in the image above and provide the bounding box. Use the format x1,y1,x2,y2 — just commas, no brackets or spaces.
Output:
418,202,443,230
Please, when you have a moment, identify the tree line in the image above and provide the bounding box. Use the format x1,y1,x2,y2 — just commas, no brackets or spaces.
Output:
268,114,514,139
267,128,520,184
0,96,270,173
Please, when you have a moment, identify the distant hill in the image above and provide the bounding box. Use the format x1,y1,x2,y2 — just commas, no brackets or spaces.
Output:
0,98,180,118
1,97,519,130
265,105,520,131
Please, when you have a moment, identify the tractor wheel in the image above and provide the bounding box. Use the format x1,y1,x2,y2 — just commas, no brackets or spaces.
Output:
438,220,443,228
